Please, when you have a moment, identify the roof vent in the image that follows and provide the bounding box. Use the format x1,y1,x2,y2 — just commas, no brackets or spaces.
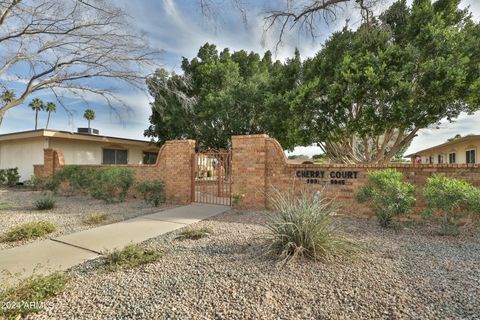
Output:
77,128,99,135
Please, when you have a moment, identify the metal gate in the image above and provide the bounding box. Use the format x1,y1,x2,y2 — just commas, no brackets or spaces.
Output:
192,150,232,205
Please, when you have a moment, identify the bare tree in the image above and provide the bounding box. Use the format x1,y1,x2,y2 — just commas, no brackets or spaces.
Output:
197,0,379,49
0,0,161,125
263,0,378,49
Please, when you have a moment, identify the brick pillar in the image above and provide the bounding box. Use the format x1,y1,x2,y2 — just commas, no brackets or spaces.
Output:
231,134,268,209
159,140,196,204
38,149,64,177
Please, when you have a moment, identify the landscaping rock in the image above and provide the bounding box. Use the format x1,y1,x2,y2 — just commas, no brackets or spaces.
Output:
30,210,480,319
0,189,173,249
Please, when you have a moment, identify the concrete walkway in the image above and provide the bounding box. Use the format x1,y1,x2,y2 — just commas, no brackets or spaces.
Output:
0,203,229,284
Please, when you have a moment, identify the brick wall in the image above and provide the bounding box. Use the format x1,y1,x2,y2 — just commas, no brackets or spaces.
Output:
34,134,480,212
232,135,480,215
33,149,65,177
231,135,268,208
34,140,196,205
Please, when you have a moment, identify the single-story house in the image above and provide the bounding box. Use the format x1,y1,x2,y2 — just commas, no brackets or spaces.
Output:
0,129,160,181
406,135,478,164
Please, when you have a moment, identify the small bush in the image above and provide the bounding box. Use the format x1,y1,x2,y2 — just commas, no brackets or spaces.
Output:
3,221,56,242
232,193,245,206
44,175,62,193
83,213,109,225
34,193,56,210
55,166,97,194
6,168,20,186
103,244,160,271
0,272,68,318
0,167,20,186
135,180,166,206
265,189,356,264
30,175,44,190
90,167,134,203
176,227,212,240
422,175,480,235
0,169,6,184
356,169,416,227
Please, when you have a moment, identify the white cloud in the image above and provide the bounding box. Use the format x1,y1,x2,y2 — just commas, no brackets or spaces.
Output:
1,0,479,149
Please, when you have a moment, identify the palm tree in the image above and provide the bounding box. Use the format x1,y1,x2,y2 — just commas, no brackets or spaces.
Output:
44,102,56,130
29,98,44,130
83,109,96,131
1,90,15,103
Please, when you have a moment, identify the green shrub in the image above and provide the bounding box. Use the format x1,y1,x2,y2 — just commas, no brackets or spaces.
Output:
83,213,109,225
0,272,68,318
232,192,245,206
43,175,62,193
89,167,134,203
5,168,20,186
103,244,160,271
356,169,416,227
265,189,356,264
34,193,56,210
3,221,56,242
422,175,480,235
135,180,166,206
55,166,97,194
176,227,212,240
0,169,6,184
0,168,20,186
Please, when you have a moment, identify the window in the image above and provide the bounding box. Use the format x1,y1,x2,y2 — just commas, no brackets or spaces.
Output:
448,152,456,164
437,154,444,164
103,149,128,164
428,156,434,164
466,149,476,164
143,151,158,164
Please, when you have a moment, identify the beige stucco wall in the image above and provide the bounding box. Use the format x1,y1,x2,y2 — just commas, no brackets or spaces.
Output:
49,138,157,166
418,139,479,164
0,137,48,181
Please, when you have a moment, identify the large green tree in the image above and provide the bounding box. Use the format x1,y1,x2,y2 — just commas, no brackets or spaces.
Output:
296,0,479,163
145,43,302,149
146,1,479,162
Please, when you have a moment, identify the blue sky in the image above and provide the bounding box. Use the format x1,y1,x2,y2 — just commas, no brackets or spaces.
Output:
1,0,479,157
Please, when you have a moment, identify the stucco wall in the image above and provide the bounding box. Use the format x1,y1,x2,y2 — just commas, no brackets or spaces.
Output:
49,138,156,165
0,137,47,180
418,139,479,164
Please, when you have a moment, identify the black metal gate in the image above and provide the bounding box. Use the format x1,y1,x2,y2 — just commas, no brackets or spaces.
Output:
192,150,232,205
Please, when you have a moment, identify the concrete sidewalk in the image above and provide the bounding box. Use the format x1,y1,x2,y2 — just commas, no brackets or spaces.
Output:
0,203,229,284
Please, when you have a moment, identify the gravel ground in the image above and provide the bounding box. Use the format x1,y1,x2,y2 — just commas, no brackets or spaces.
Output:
0,188,173,249
30,209,480,320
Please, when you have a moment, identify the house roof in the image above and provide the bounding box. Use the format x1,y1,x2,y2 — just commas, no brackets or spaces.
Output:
0,129,159,148
405,134,480,157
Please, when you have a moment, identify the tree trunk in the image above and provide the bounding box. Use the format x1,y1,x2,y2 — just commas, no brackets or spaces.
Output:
46,112,51,129
35,110,38,130
88,120,91,130
0,109,5,127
